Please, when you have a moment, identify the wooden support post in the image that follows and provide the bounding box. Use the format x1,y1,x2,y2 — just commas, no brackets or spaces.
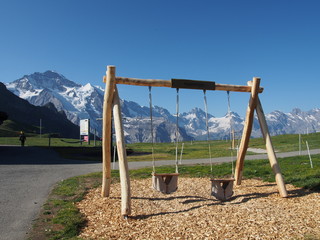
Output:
113,86,131,216
256,97,288,197
101,66,116,197
234,77,260,185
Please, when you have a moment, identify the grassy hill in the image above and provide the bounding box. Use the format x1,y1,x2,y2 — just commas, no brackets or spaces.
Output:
0,82,80,138
0,120,38,137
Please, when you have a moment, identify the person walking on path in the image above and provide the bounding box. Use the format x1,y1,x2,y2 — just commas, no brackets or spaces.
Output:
19,131,26,147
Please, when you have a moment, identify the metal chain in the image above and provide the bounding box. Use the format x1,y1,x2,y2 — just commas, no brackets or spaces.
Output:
149,86,155,173
227,91,235,176
175,88,179,173
203,89,213,173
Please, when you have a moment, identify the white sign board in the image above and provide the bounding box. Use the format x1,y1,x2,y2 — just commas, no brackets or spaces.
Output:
80,119,90,135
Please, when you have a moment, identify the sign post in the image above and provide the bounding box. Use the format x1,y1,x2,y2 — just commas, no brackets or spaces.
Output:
80,119,90,145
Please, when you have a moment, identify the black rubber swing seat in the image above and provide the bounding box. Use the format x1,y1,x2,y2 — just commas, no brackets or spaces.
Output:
152,173,179,194
210,178,235,201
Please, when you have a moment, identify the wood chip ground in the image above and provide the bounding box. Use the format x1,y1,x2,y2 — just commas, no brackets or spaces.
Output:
77,178,320,239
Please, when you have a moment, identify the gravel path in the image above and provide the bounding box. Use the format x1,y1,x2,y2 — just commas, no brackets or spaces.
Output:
119,148,320,170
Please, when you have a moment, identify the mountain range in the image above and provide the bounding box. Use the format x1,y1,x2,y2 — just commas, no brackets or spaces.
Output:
3,71,320,142
0,82,79,138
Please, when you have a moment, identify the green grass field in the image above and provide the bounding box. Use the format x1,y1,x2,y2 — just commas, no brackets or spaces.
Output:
1,132,319,162
248,132,320,152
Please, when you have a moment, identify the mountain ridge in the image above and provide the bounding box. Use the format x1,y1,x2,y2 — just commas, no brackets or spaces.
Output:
0,82,80,138
4,71,320,142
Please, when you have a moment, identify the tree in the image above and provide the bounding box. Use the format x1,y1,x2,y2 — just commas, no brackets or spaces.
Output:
0,111,8,125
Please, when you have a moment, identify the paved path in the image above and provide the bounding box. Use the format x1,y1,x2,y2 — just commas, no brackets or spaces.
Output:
121,148,320,170
0,146,319,240
0,146,101,240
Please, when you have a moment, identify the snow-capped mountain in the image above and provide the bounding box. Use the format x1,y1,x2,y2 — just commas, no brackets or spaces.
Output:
0,82,80,138
264,108,320,135
5,71,320,143
6,71,104,131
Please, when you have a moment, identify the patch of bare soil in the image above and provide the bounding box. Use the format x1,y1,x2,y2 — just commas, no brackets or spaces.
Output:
77,178,320,239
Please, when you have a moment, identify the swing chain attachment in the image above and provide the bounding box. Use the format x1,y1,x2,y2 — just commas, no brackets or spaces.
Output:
149,86,180,194
149,86,156,173
203,89,213,174
175,88,180,174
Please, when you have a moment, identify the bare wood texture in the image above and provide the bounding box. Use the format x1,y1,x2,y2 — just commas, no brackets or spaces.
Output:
210,178,235,182
234,78,261,185
256,97,288,197
101,66,116,197
215,83,263,93
116,77,171,87
113,86,131,216
153,173,179,177
115,77,263,93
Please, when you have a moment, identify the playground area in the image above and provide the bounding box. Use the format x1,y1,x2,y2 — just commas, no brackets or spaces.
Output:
74,66,320,239
77,178,320,239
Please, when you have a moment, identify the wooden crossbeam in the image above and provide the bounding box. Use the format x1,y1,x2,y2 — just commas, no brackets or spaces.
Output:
115,77,264,93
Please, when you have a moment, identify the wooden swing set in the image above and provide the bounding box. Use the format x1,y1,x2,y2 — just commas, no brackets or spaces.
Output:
101,65,288,217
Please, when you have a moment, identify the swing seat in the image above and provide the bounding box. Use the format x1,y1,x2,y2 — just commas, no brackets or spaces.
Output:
152,173,179,194
210,178,234,201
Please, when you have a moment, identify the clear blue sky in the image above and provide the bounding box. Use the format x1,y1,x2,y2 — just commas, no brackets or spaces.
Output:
1,0,319,117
